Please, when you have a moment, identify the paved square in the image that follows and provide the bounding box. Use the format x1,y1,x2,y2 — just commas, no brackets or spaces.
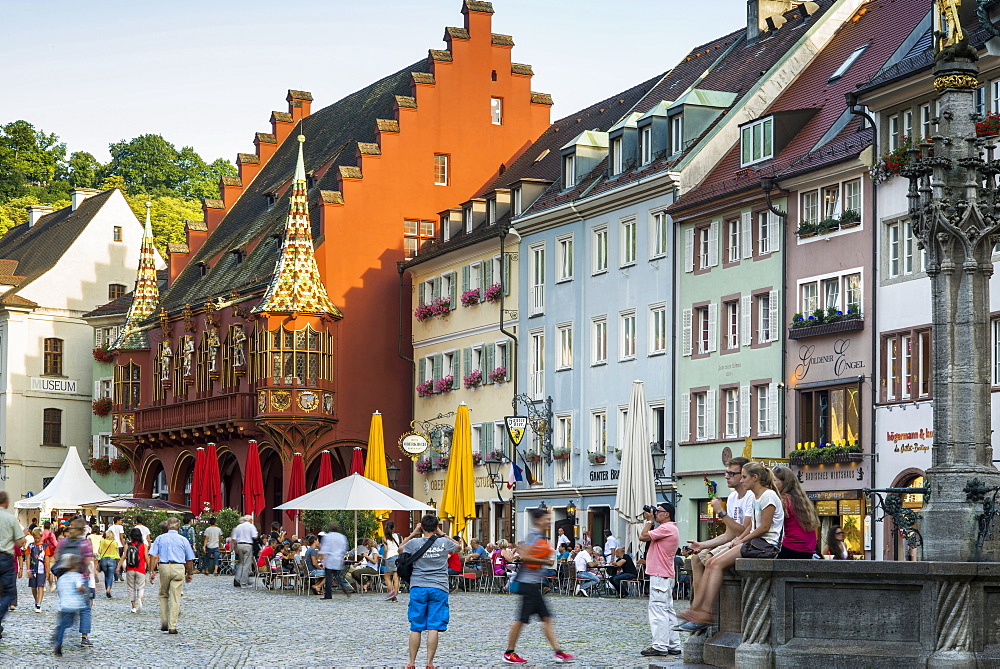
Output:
0,574,690,667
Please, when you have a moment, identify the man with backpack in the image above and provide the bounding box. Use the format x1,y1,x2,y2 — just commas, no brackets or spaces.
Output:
399,515,456,669
0,492,24,639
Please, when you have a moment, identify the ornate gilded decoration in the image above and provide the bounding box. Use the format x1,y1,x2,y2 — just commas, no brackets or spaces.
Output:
935,0,965,52
258,390,267,413
231,325,247,368
271,390,291,411
203,300,220,328
297,390,319,412
182,335,194,379
159,341,172,383
206,330,220,373
323,393,334,414
934,73,980,90
182,304,195,332
114,201,161,349
252,135,343,319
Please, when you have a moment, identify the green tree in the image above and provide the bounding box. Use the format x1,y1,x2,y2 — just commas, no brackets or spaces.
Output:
0,120,67,199
66,151,101,188
0,193,70,236
103,134,182,197
120,193,202,257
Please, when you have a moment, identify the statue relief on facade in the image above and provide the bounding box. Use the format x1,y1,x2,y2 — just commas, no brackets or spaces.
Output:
160,341,172,381
231,326,247,367
182,335,194,377
207,331,220,373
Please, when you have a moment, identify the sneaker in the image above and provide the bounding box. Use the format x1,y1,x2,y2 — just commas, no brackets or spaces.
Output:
641,647,669,657
553,650,575,663
578,588,589,597
81,637,93,648
668,649,683,655
136,598,143,612
53,646,62,657
502,651,528,664
168,629,178,635
130,607,137,613
34,604,40,613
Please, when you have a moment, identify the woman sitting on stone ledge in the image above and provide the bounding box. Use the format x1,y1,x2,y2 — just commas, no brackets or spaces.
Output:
773,466,819,559
675,462,784,631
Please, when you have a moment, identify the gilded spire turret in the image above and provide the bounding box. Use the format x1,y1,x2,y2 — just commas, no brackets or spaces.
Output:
253,135,342,318
114,202,161,350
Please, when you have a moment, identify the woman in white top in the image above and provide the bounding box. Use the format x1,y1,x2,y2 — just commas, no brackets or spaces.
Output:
677,462,784,631
381,521,402,602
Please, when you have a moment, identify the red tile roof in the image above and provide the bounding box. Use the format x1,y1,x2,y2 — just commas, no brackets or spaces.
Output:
673,0,927,213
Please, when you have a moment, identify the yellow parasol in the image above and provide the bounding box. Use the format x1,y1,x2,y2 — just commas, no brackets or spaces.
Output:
439,403,476,539
363,411,390,521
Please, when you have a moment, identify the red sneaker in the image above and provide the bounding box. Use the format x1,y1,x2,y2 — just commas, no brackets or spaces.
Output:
502,651,528,664
554,651,575,663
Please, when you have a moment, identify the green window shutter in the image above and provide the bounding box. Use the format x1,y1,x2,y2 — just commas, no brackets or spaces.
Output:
503,255,512,296
433,278,441,300
463,348,472,382
485,344,496,384
462,265,470,294
433,354,442,381
502,344,511,381
485,423,494,451
485,259,494,288
418,357,426,384
450,275,458,309
418,281,426,305
451,354,460,389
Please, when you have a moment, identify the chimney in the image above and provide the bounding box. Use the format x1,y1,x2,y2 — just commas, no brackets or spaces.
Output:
747,0,796,43
26,205,54,227
70,188,99,211
287,90,313,123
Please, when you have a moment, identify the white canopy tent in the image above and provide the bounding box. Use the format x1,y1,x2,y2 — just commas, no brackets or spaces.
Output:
14,447,110,517
276,473,434,549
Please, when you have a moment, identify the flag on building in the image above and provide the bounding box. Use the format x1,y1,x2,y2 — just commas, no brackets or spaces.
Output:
507,461,524,489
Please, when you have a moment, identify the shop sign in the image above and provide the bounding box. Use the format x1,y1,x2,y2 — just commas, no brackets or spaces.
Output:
428,475,495,491
399,432,429,458
30,377,78,393
791,338,865,382
589,469,620,482
815,501,839,516
840,499,862,515
886,428,932,454
807,489,861,501
795,461,865,490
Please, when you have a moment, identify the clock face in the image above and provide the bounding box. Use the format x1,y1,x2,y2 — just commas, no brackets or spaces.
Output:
298,390,319,412
399,432,429,456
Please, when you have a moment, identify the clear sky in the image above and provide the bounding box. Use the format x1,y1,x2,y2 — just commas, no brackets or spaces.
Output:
0,0,747,164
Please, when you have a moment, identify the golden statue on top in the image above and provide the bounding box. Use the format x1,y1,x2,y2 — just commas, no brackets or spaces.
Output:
935,0,965,52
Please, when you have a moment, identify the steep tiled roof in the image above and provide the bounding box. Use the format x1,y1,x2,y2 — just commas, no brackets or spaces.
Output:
673,0,927,213
158,58,432,312
0,189,117,303
83,270,169,319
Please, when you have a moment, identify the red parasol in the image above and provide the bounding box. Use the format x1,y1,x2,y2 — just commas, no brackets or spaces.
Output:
189,447,206,515
243,440,265,517
349,447,365,476
317,450,334,488
203,442,223,513
286,452,307,531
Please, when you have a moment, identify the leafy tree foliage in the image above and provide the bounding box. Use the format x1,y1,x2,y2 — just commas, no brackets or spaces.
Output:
0,122,235,250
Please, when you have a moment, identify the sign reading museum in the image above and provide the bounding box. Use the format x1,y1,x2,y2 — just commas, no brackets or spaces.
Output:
30,378,78,393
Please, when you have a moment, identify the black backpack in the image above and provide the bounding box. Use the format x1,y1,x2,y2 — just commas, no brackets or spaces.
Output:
396,536,439,585
125,542,140,568
52,539,83,577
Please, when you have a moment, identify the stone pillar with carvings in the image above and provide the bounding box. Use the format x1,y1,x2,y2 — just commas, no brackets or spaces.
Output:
904,53,1000,563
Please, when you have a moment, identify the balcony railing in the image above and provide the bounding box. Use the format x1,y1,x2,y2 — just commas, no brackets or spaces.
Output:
130,393,256,433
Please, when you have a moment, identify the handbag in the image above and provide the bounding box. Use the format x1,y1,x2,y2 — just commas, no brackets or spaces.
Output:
740,537,780,559
396,536,439,585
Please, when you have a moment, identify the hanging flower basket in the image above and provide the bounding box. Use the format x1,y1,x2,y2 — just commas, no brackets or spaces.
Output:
434,376,455,394
488,367,508,384
92,397,112,417
461,288,482,307
524,450,541,462
588,452,607,465
553,448,570,460
484,283,503,304
109,456,131,474
433,456,450,470
414,303,434,321
416,380,435,397
416,459,433,474
429,297,452,318
89,456,111,476
463,370,483,389
870,135,925,185
472,452,484,466
92,346,115,363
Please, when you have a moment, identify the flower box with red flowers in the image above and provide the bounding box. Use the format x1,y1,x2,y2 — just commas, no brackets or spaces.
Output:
92,397,112,417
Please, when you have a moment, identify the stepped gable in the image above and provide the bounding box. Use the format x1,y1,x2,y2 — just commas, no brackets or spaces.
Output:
253,136,342,318
113,204,162,349
0,189,116,304
673,0,926,212
159,59,431,313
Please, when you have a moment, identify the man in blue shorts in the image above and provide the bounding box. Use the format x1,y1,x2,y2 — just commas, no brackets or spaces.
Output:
400,515,456,669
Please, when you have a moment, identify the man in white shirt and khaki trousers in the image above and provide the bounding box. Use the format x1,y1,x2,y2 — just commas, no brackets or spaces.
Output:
231,516,258,587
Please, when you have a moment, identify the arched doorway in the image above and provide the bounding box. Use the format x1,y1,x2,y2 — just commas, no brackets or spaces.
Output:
259,445,283,530
137,456,167,500
170,451,197,509
885,468,926,561
218,448,242,511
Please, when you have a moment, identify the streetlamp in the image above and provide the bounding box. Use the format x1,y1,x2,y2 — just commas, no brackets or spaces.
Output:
566,501,576,518
387,459,401,486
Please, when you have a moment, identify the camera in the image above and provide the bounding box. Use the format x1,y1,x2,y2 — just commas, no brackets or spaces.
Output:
642,504,658,514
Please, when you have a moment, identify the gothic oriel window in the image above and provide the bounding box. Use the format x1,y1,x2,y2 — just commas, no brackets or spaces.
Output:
258,324,332,387
114,362,142,410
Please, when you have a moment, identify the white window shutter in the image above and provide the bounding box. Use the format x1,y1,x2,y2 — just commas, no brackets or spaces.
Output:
705,389,717,440
684,228,694,272
708,220,719,267
769,289,780,342
741,211,753,259
680,393,690,442
740,384,751,437
682,308,692,356
767,211,780,254
768,383,779,435
741,295,752,346
95,329,104,348
707,303,718,353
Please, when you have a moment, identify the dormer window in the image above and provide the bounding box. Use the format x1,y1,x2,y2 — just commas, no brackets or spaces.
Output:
563,154,576,189
463,206,473,233
611,137,623,175
232,249,245,265
670,116,683,155
640,126,652,165
487,198,496,224
197,262,209,277
265,193,276,208
512,187,523,216
829,44,868,82
740,117,773,166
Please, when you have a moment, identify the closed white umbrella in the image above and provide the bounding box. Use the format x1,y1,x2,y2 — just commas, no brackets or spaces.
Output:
615,380,656,552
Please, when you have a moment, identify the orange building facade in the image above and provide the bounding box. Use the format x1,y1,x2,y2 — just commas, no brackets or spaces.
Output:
107,1,551,527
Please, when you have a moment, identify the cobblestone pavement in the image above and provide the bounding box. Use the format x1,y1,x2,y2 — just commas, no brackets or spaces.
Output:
0,574,692,667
